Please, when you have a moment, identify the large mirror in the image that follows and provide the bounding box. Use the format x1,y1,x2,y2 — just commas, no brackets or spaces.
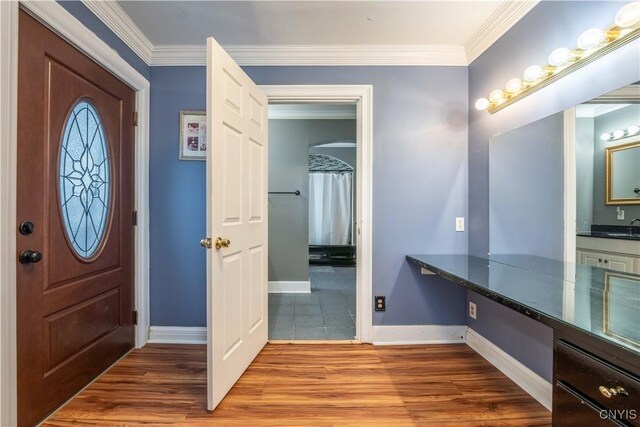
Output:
606,139,640,204
489,82,640,274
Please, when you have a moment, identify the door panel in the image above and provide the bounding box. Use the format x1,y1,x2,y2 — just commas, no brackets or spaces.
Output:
17,11,135,426
206,36,268,411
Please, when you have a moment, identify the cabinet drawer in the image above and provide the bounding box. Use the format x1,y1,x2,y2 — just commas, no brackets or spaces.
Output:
556,340,640,426
555,381,623,426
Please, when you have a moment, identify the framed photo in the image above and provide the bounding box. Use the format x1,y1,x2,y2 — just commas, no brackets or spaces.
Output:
179,111,206,160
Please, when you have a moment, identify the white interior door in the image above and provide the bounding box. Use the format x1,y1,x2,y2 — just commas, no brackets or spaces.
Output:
205,36,268,411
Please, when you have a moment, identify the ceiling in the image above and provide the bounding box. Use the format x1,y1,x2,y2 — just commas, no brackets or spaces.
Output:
118,1,504,46
85,1,540,65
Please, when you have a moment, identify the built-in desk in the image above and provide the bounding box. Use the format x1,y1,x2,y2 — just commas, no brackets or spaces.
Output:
406,254,640,426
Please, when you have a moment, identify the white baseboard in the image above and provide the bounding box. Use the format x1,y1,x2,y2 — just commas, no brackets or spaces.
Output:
466,328,552,411
268,281,311,293
372,325,467,345
148,326,206,344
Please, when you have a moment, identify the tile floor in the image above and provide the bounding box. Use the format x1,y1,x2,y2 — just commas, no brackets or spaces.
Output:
268,266,356,340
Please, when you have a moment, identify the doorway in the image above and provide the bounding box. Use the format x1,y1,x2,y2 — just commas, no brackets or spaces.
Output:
260,85,373,344
267,105,358,341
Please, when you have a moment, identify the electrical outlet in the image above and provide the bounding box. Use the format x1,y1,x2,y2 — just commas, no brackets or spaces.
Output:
469,301,477,320
456,217,465,232
617,208,625,220
375,296,386,312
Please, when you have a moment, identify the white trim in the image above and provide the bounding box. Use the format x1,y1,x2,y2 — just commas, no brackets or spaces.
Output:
0,1,19,425
1,2,151,423
268,281,311,294
152,44,468,67
466,328,553,411
268,104,357,120
373,325,467,345
80,0,153,64
464,0,540,64
260,85,373,344
563,108,577,265
148,326,207,345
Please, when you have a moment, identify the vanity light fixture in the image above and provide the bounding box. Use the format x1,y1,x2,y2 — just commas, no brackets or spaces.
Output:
475,2,640,113
600,124,640,141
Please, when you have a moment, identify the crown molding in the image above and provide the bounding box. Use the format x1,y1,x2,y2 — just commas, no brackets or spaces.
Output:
465,0,540,64
81,0,153,64
151,44,468,67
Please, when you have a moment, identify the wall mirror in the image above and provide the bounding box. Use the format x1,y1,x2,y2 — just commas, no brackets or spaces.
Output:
489,82,640,274
606,139,640,204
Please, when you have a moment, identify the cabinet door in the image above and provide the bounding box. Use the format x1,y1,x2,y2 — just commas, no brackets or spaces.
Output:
579,250,604,268
603,253,634,273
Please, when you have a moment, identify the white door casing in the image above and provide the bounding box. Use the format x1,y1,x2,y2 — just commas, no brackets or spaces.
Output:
206,36,268,411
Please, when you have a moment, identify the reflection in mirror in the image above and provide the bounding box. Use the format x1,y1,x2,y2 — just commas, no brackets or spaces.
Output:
603,271,640,350
606,139,640,204
489,82,640,276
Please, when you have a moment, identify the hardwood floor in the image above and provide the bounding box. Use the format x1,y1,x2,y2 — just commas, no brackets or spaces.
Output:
43,344,551,426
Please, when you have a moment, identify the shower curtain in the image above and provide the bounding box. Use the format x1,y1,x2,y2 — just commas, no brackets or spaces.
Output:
309,172,352,245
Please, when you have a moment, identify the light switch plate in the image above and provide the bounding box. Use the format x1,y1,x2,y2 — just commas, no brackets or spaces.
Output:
455,217,465,232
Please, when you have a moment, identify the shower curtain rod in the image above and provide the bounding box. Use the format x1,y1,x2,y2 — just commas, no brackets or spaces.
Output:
309,169,353,173
268,190,301,195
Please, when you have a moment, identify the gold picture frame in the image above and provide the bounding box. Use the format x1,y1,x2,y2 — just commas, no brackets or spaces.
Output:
603,271,640,350
604,138,640,205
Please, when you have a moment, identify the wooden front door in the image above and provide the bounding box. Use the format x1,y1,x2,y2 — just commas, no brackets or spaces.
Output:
16,11,135,426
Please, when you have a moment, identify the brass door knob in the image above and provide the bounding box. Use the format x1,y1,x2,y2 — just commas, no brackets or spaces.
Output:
200,238,212,249
215,237,231,249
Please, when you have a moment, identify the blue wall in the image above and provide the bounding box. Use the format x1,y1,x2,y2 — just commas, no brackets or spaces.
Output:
468,0,640,380
149,66,469,327
489,113,564,260
57,1,149,79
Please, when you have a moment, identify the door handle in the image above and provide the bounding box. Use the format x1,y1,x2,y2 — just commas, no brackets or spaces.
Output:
19,250,43,264
200,238,212,249
215,237,230,249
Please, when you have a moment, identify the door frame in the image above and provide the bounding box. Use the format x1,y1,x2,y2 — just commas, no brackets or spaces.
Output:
0,2,151,424
260,85,373,344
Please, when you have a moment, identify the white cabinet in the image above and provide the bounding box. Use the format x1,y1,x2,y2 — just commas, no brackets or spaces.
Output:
576,236,640,273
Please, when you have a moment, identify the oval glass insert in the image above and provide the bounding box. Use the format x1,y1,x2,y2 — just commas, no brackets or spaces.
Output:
59,100,111,259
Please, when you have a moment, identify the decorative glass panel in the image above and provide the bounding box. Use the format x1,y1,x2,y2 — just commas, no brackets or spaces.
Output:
59,100,111,259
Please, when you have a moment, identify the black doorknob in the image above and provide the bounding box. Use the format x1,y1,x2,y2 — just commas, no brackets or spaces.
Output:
19,250,43,264
19,221,35,235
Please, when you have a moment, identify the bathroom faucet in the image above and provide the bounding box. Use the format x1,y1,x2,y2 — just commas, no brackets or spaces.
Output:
630,218,640,235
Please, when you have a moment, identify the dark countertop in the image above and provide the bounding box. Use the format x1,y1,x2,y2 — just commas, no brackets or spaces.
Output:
406,254,640,357
577,231,640,241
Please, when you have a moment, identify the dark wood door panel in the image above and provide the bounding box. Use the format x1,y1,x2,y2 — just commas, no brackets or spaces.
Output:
17,10,135,427
46,57,121,287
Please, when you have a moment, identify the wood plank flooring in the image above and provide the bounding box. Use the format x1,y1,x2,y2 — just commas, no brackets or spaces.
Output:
43,344,551,426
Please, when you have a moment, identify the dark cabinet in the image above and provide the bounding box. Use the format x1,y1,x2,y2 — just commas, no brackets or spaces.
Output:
554,339,640,426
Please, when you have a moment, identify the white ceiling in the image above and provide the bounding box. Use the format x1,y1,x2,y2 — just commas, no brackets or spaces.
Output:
117,1,504,46
84,0,539,65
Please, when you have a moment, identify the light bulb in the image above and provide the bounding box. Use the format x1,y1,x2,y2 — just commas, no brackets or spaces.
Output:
506,78,524,94
475,98,490,110
548,48,574,67
523,65,547,82
600,133,612,141
577,28,606,50
613,129,626,139
627,125,640,135
615,2,640,28
489,89,505,103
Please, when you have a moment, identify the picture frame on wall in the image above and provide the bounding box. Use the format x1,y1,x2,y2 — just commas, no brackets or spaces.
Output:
179,111,206,160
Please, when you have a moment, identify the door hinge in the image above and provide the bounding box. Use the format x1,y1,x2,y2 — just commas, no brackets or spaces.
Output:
133,111,138,127
132,210,138,226
133,310,138,325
